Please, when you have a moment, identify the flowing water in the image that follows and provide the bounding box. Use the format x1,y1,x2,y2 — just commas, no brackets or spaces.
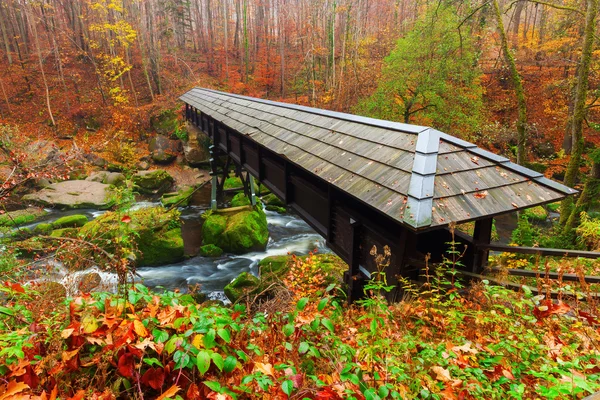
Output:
21,188,329,301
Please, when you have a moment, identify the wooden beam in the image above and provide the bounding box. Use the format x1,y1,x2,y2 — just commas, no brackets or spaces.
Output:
472,217,493,273
480,244,600,259
488,267,600,284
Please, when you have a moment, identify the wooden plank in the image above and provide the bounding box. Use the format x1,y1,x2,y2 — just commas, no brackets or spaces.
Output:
488,267,600,283
457,270,600,300
481,244,600,259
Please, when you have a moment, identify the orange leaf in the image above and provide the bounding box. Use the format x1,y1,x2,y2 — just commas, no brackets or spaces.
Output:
473,191,488,199
133,320,148,338
253,362,274,376
0,380,30,400
156,384,180,400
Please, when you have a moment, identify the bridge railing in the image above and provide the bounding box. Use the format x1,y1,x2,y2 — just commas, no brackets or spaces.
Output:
464,243,600,298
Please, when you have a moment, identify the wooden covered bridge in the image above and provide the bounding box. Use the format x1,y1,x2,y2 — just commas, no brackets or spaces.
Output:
180,88,577,301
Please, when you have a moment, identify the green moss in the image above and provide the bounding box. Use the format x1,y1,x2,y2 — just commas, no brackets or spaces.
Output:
133,170,174,194
522,206,548,222
523,162,548,173
50,228,80,238
546,202,561,213
199,244,223,257
33,223,53,235
0,208,47,227
231,193,251,207
52,214,88,229
223,176,243,189
79,206,184,267
139,228,184,266
224,272,260,303
262,193,285,207
202,207,269,254
161,186,195,207
201,213,228,245
258,255,290,277
265,205,287,214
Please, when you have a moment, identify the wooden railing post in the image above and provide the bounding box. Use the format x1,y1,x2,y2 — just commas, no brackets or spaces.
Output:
471,217,493,273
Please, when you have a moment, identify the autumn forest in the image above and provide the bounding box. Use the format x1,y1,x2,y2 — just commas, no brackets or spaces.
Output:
1,0,600,398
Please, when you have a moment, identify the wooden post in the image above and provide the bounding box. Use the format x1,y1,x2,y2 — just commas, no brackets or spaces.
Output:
346,218,363,303
471,217,493,273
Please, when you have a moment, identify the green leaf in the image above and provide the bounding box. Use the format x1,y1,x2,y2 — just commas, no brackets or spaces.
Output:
173,350,190,369
204,380,222,392
317,297,329,311
203,328,217,349
378,385,390,398
217,328,231,343
143,357,164,367
197,350,211,375
325,283,337,292
152,329,169,343
211,352,224,371
296,297,309,311
224,355,238,373
321,318,335,333
283,323,295,337
298,342,309,354
282,380,294,396
0,306,14,316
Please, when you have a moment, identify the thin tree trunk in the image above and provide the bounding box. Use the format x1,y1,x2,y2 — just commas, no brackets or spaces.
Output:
0,4,12,65
30,8,56,127
0,74,11,115
560,0,599,228
493,0,528,165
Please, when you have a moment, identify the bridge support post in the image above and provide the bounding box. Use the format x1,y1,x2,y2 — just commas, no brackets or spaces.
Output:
248,175,257,206
346,218,364,303
471,217,493,273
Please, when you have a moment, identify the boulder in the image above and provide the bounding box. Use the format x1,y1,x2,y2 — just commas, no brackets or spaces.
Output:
133,170,174,194
78,206,184,267
52,214,89,229
258,255,290,277
33,223,53,235
78,272,102,292
202,206,269,254
161,186,195,207
262,193,285,207
82,153,108,168
150,109,179,135
199,244,224,257
22,180,115,210
149,135,182,164
523,205,548,222
231,192,251,207
224,272,260,303
0,207,47,227
86,171,126,187
183,127,210,165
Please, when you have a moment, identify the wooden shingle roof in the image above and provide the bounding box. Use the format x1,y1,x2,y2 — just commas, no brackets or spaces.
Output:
180,88,576,230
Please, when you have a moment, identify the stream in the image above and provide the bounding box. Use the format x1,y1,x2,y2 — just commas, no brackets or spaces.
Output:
22,187,329,301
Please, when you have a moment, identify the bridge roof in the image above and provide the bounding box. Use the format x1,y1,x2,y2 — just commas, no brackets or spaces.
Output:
180,88,576,230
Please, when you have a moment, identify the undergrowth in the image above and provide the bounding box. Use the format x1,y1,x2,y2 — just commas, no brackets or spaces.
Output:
1,248,599,399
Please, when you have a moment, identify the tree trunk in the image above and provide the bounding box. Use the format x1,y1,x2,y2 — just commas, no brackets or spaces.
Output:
493,0,528,165
564,158,600,232
560,0,599,228
0,4,12,65
30,6,56,127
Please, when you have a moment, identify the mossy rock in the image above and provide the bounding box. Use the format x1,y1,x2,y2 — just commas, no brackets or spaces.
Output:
265,205,287,214
224,176,243,189
0,208,47,227
14,238,47,257
52,214,88,229
50,227,80,238
259,255,290,277
202,207,269,254
546,202,561,213
139,228,184,266
161,186,195,207
33,223,53,235
224,272,260,303
133,170,174,194
524,162,548,174
151,108,179,135
79,206,184,267
523,206,548,222
231,193,251,207
262,193,285,207
199,244,224,257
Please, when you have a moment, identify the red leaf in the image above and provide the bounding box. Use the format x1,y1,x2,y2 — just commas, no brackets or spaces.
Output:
117,353,135,378
141,367,165,390
533,300,571,320
315,387,342,400
186,383,201,400
121,215,131,223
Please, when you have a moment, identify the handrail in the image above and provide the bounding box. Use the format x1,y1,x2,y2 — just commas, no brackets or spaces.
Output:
479,243,600,259
487,267,600,284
